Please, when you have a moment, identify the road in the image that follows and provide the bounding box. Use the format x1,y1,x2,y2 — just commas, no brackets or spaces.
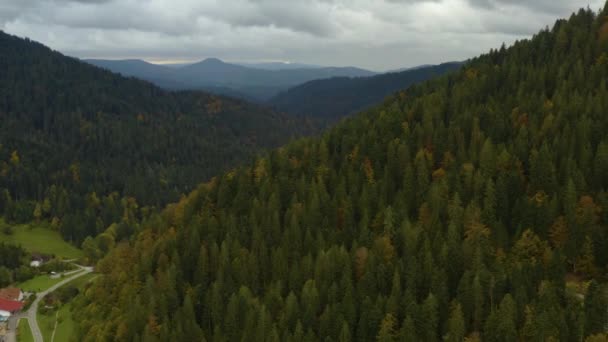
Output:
5,265,93,342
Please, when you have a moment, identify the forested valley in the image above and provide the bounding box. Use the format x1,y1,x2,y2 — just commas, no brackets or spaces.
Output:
72,4,608,342
0,31,316,250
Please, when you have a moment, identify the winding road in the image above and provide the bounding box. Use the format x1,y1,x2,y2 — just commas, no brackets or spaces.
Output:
5,265,93,342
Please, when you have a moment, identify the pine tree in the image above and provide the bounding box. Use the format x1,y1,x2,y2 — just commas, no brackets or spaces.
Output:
481,179,497,228
419,293,438,341
445,301,465,342
398,316,418,342
584,281,607,336
377,314,397,342
479,138,496,178
338,321,351,342
496,294,517,342
386,270,402,317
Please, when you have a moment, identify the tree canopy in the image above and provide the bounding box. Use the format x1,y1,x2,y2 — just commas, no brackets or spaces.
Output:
79,4,608,341
72,4,608,341
0,31,315,245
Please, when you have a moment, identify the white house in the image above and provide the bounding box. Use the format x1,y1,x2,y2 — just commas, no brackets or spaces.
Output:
30,260,41,268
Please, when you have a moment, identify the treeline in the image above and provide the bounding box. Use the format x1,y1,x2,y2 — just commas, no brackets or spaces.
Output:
74,4,608,342
0,31,315,246
0,243,29,286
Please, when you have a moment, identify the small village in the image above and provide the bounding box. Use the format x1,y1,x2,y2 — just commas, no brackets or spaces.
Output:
0,255,47,342
0,251,93,342
0,217,97,342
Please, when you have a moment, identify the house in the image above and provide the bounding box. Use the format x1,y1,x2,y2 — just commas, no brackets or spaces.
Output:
0,288,23,302
30,253,51,267
0,298,24,317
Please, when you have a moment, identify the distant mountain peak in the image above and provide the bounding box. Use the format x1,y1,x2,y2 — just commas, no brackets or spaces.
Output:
84,55,376,100
200,57,225,64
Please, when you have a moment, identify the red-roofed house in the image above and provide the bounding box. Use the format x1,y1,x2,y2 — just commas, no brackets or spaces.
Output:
0,287,23,302
0,298,24,318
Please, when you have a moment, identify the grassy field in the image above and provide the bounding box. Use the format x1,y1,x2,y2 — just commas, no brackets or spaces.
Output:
37,273,97,341
38,303,75,342
17,318,35,342
38,310,56,342
0,219,83,259
17,270,85,292
52,300,76,342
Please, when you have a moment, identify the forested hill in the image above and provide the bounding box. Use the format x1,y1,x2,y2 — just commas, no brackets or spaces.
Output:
0,31,314,244
75,4,608,342
268,62,462,122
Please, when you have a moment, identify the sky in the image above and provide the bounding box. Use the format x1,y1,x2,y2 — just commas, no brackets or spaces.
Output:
1,0,605,71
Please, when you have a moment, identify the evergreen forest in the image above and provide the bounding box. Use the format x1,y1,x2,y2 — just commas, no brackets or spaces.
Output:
72,4,608,342
0,31,314,246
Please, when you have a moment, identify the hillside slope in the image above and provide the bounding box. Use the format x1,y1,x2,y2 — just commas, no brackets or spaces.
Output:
269,62,463,121
75,4,608,342
0,31,314,244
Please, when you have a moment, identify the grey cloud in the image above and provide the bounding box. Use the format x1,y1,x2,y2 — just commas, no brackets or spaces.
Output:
52,0,113,3
4,0,339,37
0,1,37,23
0,0,108,26
1,0,605,70
467,0,601,13
202,0,338,36
383,0,441,3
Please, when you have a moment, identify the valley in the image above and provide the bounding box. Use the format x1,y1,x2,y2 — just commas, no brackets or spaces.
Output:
1,1,608,341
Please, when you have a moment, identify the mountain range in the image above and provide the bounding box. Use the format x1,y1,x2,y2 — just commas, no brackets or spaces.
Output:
85,58,376,101
86,57,462,119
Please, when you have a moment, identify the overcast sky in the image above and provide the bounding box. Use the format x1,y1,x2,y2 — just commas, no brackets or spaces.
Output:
1,0,604,71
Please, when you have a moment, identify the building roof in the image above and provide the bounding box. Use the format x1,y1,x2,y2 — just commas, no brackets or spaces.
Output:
0,298,24,312
31,253,51,261
0,288,21,301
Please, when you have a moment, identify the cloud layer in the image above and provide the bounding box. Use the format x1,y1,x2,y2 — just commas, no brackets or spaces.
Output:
1,0,604,70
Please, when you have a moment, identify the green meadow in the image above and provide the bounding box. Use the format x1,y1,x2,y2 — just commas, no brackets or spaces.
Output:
0,219,83,259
